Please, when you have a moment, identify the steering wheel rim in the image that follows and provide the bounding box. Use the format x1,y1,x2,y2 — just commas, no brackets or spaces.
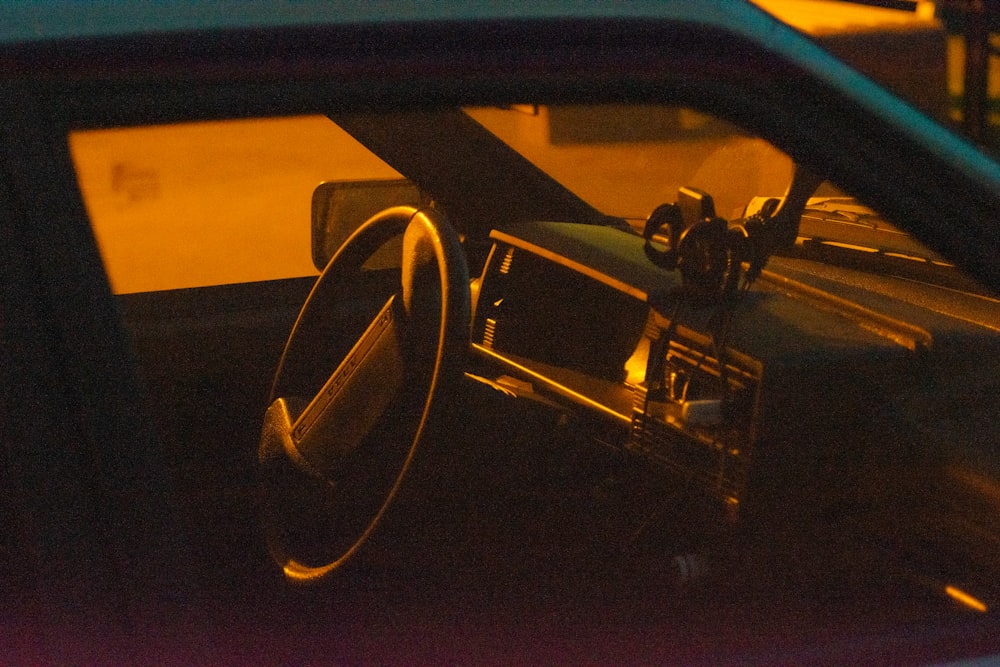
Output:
259,205,470,584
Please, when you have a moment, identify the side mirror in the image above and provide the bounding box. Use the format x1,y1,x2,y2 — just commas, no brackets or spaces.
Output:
311,179,427,270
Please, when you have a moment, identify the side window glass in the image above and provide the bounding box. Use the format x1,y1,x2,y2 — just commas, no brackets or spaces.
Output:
70,115,400,294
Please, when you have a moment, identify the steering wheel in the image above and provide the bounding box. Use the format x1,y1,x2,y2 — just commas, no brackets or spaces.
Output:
258,206,470,584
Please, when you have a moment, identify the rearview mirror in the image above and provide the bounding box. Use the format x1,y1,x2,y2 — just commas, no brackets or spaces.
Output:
311,179,426,270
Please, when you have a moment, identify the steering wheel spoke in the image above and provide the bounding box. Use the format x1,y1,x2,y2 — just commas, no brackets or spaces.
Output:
288,294,405,479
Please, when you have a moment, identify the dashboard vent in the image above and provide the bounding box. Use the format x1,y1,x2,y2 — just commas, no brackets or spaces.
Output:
627,332,759,519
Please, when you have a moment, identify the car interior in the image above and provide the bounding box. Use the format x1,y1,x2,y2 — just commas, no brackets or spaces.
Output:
37,103,997,660
5,5,1000,658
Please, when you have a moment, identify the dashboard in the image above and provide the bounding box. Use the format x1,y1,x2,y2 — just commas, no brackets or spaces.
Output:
461,214,1000,609
469,221,764,529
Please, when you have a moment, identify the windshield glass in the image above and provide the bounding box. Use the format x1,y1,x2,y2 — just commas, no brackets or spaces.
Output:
463,104,967,289
466,104,795,223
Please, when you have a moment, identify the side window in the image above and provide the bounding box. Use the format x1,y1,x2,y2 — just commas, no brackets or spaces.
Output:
70,115,400,294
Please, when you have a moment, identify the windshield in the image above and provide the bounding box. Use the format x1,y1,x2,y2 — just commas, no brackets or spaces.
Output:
466,104,795,223
464,104,970,291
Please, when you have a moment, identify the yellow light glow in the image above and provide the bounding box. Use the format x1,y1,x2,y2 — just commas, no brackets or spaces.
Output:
821,241,878,253
945,585,988,613
70,116,400,294
624,336,651,387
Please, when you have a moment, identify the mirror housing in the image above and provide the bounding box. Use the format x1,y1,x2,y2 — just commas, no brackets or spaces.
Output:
311,179,427,270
